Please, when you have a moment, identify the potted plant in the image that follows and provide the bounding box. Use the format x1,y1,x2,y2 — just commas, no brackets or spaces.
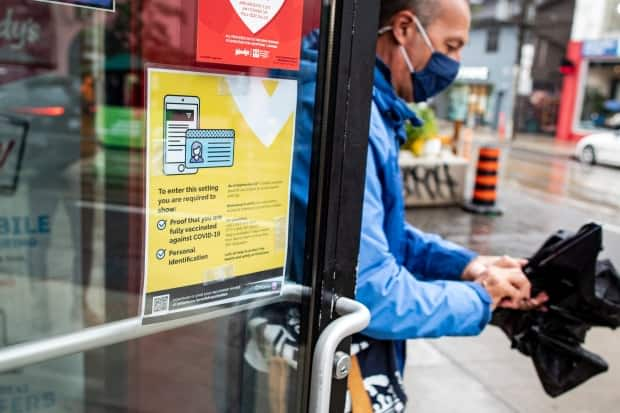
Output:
404,103,440,156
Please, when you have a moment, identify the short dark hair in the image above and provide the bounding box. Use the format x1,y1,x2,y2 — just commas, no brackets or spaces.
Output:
379,0,441,27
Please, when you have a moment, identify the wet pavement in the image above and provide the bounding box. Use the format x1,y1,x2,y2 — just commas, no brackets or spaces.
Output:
403,146,620,413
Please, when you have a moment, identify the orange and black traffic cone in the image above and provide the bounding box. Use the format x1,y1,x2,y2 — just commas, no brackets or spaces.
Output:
463,146,503,216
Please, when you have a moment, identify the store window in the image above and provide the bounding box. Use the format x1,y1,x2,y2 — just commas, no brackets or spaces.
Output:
579,61,620,130
467,84,491,127
446,83,492,128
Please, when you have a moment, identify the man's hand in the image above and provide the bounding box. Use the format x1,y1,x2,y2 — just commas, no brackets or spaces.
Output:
464,256,549,311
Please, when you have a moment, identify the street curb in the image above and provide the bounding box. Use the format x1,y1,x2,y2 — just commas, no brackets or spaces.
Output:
509,144,575,159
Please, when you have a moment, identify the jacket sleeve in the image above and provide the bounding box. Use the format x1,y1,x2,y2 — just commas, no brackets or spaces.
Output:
357,148,492,340
402,223,477,282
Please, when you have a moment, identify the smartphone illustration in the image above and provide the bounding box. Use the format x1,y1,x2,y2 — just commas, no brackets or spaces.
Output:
163,95,200,175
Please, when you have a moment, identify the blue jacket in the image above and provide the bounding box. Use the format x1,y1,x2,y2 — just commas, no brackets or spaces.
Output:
292,32,492,372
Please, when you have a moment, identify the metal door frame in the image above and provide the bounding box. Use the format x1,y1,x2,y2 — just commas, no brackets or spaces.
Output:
302,0,380,410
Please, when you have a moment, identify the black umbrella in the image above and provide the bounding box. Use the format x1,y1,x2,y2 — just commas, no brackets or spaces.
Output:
492,223,620,397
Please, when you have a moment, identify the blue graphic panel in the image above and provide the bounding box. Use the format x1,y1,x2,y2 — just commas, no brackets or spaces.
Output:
35,0,114,10
185,129,235,169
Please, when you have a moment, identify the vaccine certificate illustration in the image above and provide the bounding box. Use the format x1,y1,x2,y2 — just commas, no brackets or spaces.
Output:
143,67,297,322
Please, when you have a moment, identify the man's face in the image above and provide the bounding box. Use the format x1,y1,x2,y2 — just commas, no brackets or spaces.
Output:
389,0,471,102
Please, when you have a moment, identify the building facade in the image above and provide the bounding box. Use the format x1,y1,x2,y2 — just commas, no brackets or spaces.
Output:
557,0,620,141
435,0,521,131
435,0,576,137
517,0,575,135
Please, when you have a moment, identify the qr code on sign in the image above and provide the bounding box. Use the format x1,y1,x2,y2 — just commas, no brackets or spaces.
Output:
152,295,170,314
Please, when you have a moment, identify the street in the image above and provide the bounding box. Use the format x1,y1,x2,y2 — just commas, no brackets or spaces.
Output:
403,145,620,413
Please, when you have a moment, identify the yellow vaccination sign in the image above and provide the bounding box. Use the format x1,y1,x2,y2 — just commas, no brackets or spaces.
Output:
143,67,297,321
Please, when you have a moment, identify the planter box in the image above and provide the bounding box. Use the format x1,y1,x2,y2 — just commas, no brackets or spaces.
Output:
399,151,469,207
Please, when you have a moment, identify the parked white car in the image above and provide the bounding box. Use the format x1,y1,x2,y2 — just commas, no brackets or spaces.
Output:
576,131,620,166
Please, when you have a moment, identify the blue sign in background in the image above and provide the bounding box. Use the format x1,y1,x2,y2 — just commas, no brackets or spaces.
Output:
582,39,620,58
185,129,235,169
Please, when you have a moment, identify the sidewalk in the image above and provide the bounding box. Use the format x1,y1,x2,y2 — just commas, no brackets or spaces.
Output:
509,134,576,158
438,122,577,159
403,172,620,413
470,128,576,159
404,327,620,413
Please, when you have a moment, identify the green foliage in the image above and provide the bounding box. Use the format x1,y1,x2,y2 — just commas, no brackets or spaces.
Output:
404,104,439,153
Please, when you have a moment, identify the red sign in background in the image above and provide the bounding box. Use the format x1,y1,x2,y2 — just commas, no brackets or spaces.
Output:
0,2,55,68
196,0,304,70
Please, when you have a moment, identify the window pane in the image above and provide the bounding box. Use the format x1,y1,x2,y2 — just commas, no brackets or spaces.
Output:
579,62,620,130
0,0,325,411
486,27,499,53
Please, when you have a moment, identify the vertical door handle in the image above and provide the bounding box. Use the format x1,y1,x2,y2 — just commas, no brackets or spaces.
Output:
309,297,370,413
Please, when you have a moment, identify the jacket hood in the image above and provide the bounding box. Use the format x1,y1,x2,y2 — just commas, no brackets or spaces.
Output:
300,30,422,141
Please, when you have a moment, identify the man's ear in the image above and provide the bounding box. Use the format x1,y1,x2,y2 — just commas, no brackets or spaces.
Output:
391,10,416,46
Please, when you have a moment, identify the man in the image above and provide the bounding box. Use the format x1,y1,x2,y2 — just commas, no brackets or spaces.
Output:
291,0,547,411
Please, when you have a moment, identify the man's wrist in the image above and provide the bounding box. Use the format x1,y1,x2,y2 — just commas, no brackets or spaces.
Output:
466,281,495,321
462,259,489,281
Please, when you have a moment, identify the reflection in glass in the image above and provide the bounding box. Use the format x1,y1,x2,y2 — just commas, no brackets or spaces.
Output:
0,0,324,411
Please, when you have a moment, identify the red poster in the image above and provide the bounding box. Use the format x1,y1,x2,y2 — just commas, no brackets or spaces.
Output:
196,0,303,70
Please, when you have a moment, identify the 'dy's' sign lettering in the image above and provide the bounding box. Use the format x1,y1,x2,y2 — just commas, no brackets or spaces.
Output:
0,2,54,67
0,8,41,51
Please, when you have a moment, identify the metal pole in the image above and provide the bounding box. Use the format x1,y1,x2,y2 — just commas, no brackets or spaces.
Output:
511,0,535,141
0,284,307,373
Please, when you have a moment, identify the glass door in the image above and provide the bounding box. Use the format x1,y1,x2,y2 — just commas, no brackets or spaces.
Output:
0,0,378,412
